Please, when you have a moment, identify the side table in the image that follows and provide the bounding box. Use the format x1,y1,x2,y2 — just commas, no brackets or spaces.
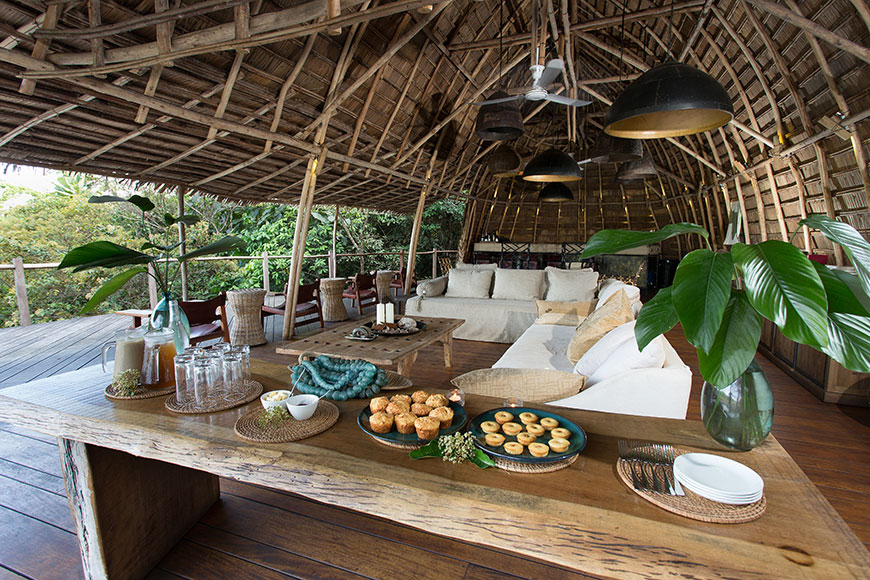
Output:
375,270,395,303
227,289,267,345
320,278,349,322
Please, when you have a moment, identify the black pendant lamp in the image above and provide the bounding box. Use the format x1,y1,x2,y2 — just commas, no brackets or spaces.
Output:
522,148,582,182
538,182,574,202
590,132,643,163
617,153,657,182
604,61,733,139
487,144,522,177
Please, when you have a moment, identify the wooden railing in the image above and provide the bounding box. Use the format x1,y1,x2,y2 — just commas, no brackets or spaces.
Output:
1,249,457,327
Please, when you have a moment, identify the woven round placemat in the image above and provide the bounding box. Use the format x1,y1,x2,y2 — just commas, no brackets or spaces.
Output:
234,400,339,443
367,435,426,449
105,384,175,400
379,370,413,391
615,449,767,524
164,380,263,414
494,453,578,473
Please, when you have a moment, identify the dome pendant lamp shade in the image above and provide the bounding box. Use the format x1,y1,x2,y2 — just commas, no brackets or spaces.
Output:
475,91,524,141
538,182,574,202
604,61,734,139
487,144,522,177
590,132,643,163
522,148,583,182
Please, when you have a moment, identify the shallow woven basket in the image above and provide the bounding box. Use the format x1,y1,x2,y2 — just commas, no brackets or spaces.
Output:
450,368,585,402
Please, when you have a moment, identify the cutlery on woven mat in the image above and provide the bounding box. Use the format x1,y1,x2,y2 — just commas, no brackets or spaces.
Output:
629,440,684,496
618,440,662,493
617,440,643,491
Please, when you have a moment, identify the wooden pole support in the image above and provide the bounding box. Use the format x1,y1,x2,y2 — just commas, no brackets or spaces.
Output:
12,257,30,327
262,251,270,293
327,0,342,35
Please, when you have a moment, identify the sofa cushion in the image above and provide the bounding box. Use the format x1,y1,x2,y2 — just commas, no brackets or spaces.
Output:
597,279,641,306
491,268,546,301
566,290,634,365
544,267,599,301
444,269,493,299
405,295,536,343
536,312,586,326
573,320,665,386
535,299,595,318
415,276,447,297
450,368,585,402
492,323,577,372
454,262,498,270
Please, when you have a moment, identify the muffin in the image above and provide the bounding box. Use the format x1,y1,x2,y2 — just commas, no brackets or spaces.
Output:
429,406,454,429
516,432,537,446
480,420,501,433
415,416,440,440
369,411,394,434
390,394,412,406
540,417,559,430
550,427,571,440
526,423,545,437
425,393,449,408
385,400,410,415
411,390,431,404
548,437,570,453
518,412,539,425
485,433,506,447
411,403,432,416
503,442,524,455
529,442,550,457
501,422,523,436
369,396,389,414
394,412,417,434
494,411,514,424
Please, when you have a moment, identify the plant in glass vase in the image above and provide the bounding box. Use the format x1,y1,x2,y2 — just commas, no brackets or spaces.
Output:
58,194,246,350
580,215,870,450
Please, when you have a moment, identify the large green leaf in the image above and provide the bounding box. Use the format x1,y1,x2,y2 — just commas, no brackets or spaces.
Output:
732,240,828,348
178,235,246,262
88,194,155,212
672,249,733,353
634,286,679,351
811,261,869,316
58,241,153,272
697,290,762,388
580,223,709,259
800,214,870,297
87,195,127,204
821,312,870,373
80,267,147,314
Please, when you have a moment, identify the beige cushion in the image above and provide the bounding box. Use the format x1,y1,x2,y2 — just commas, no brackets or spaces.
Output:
566,290,634,365
573,320,666,386
451,368,586,402
535,299,596,318
491,268,546,301
444,269,493,299
454,262,498,270
536,312,587,326
544,267,599,301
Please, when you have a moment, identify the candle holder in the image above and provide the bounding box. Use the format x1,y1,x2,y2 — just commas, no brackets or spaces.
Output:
447,387,465,407
503,397,523,408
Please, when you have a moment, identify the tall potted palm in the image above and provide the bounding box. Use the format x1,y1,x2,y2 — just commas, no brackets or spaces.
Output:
581,215,870,450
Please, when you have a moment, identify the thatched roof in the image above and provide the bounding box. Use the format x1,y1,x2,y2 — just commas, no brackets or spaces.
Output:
0,0,867,245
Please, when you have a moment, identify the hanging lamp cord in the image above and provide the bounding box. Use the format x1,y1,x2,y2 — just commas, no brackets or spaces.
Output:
665,0,677,61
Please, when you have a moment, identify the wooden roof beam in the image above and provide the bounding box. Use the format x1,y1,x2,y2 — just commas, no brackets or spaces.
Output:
19,3,61,94
265,33,316,153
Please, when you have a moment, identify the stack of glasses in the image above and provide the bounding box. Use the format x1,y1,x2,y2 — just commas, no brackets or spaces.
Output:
173,343,251,405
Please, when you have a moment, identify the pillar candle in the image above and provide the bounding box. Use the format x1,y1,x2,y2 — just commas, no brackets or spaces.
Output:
385,303,395,324
376,304,385,325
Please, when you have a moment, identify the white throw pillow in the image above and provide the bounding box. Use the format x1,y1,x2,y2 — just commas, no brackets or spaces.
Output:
544,267,599,301
453,262,498,271
444,269,493,298
596,279,641,308
491,268,546,301
573,320,665,386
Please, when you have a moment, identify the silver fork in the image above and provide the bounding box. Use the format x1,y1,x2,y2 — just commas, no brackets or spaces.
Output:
617,440,642,490
630,440,675,495
619,440,659,492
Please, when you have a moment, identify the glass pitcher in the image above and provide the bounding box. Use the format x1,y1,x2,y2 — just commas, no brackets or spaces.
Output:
142,328,178,390
101,327,147,381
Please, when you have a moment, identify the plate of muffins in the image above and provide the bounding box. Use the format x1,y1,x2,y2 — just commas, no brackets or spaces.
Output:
468,407,586,463
358,390,467,444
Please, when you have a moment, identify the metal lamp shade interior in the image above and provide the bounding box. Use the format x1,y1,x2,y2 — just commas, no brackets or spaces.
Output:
475,91,524,141
590,133,643,163
604,61,734,139
522,148,583,182
487,144,522,177
538,182,574,202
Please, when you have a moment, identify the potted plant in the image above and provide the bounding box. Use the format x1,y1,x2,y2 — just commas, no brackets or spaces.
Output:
58,194,246,349
580,215,870,450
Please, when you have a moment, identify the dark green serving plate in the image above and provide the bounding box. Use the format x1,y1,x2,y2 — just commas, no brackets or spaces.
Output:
358,400,466,444
468,407,587,464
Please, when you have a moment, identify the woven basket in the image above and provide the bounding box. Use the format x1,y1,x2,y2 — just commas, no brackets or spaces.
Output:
227,288,267,346
450,368,585,402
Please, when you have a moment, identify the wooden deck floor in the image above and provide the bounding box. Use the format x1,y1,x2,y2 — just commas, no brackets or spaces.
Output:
0,316,867,579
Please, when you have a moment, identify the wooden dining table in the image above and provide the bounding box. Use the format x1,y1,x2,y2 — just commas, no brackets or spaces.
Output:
0,358,867,580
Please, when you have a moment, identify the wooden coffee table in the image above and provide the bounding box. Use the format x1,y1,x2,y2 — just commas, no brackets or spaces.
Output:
274,316,464,376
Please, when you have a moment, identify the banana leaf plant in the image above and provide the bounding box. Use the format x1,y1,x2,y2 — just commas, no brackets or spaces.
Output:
580,215,870,388
58,194,246,313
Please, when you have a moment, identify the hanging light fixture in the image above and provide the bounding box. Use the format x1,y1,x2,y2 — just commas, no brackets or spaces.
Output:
487,144,522,177
590,132,643,163
617,153,657,182
522,148,582,182
475,93,525,141
538,182,574,202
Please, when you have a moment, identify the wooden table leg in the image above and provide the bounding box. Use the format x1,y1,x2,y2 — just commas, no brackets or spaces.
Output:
396,351,418,377
441,333,454,368
59,438,219,580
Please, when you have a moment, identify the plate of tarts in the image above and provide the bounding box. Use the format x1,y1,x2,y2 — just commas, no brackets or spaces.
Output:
358,396,466,444
468,407,586,463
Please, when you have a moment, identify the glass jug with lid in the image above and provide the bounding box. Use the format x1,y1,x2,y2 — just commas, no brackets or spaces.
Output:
101,327,147,381
142,328,178,390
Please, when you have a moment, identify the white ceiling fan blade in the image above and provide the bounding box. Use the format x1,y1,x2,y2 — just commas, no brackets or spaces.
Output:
473,94,525,106
545,93,592,107
535,58,564,89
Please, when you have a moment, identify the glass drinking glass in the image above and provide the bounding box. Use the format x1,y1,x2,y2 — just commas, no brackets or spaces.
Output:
222,352,244,392
231,344,251,380
174,354,195,404
183,346,205,358
192,357,219,405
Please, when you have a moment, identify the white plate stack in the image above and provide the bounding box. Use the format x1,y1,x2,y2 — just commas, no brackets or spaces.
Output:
674,453,764,505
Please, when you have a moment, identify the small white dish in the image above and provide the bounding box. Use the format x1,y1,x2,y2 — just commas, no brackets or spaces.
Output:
674,453,764,504
260,389,291,410
286,394,319,420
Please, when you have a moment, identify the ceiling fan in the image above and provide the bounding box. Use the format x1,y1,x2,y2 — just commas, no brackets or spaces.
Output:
474,59,592,108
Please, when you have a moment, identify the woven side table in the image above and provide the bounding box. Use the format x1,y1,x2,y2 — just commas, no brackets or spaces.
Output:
375,270,395,303
227,288,267,346
320,277,349,322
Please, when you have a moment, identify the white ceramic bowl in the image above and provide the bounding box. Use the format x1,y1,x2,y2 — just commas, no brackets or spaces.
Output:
286,394,319,420
260,389,291,410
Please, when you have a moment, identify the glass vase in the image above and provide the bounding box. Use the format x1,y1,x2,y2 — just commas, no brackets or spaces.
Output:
150,293,191,354
700,358,774,451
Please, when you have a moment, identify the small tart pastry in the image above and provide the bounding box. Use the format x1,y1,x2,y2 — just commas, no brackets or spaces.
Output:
425,393,449,408
389,394,412,406
548,437,570,453
411,403,432,416
369,411,394,434
528,442,550,457
525,423,545,437
501,422,523,436
540,417,559,430
484,433,505,447
503,442,524,455
494,411,514,424
385,400,410,415
414,416,440,440
429,406,454,429
516,432,537,446
369,396,390,414
394,412,417,435
480,420,501,433
411,390,431,404
518,412,539,425
550,427,571,440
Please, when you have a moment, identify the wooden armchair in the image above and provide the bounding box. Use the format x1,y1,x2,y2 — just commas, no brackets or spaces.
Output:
342,273,378,315
261,281,324,331
179,292,230,345
389,269,416,297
